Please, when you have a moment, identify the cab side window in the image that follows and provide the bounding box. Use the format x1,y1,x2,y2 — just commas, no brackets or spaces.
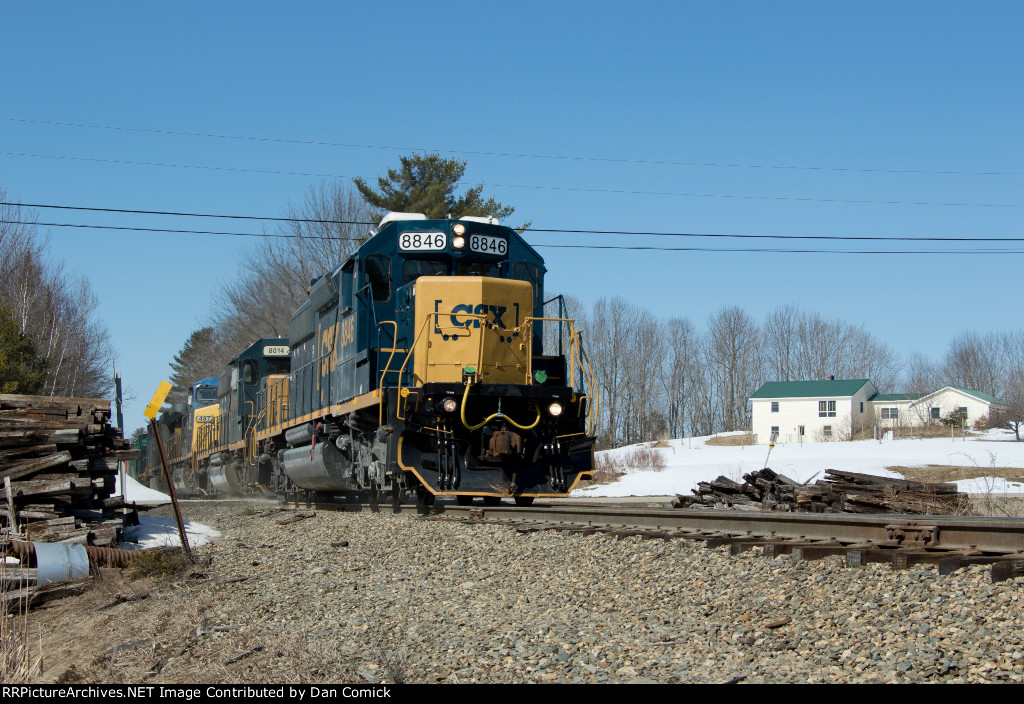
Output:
242,359,258,385
365,255,392,302
511,262,541,309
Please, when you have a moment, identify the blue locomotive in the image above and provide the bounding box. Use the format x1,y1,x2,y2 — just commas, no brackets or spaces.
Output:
149,212,598,505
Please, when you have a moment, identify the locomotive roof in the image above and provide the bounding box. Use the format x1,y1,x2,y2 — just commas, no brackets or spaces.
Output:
355,215,544,267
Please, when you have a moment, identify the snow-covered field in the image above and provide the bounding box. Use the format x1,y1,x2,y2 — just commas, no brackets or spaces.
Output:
573,428,1024,498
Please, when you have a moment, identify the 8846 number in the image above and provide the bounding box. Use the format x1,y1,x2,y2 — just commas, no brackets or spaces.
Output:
399,232,446,251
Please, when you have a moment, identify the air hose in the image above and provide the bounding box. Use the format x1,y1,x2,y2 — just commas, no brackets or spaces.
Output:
460,379,541,431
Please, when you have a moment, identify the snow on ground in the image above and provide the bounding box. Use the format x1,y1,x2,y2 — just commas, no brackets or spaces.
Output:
122,515,221,550
573,428,1024,498
113,473,171,506
111,473,220,549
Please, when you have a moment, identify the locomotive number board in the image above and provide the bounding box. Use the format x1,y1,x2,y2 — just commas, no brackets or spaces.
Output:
399,232,447,251
469,234,507,255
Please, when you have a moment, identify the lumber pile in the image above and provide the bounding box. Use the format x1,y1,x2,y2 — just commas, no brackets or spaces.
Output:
672,468,801,510
673,467,968,515
0,394,140,545
796,469,967,515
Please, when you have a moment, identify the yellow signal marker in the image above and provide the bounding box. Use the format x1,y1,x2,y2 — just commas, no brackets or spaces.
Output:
143,380,173,420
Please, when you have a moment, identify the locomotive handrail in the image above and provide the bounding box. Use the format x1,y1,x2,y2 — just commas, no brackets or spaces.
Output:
518,316,599,437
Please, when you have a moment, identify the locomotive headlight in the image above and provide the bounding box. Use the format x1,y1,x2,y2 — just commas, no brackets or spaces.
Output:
442,398,458,413
453,223,466,235
548,402,563,417
452,235,466,249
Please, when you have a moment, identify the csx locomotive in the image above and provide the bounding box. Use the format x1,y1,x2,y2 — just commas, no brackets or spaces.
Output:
144,212,597,506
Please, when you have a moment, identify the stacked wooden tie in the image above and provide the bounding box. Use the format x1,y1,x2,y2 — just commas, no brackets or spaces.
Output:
794,469,967,515
0,394,140,546
673,467,967,515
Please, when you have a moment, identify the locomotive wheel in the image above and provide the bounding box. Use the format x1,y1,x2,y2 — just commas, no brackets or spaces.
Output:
455,495,474,506
514,496,535,507
482,496,502,507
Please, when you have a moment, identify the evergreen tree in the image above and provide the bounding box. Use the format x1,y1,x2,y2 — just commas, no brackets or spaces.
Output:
353,154,517,222
0,305,47,394
168,327,224,403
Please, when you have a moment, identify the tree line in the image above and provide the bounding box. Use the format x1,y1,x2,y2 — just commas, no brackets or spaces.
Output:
563,297,1024,447
161,156,1024,445
0,189,113,397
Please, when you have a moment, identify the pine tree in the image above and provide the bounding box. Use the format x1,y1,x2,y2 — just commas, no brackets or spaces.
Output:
168,327,224,403
353,154,516,222
0,305,47,394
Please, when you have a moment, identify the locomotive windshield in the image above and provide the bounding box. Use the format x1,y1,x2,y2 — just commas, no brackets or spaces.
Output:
402,258,448,284
196,387,218,405
456,260,501,277
266,357,289,375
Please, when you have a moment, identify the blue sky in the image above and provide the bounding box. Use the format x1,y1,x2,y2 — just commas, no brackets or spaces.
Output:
1,2,1022,431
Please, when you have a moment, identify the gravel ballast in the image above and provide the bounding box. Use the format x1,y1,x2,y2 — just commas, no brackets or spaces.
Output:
29,500,1024,684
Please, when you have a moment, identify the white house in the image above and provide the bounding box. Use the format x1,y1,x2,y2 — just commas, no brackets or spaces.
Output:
750,380,1007,444
750,379,878,444
872,386,1008,429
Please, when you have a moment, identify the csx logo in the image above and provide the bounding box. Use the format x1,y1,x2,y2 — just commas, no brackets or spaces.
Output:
318,317,355,376
434,300,518,334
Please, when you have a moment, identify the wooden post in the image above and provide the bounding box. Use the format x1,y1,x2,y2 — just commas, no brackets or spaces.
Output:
4,476,16,534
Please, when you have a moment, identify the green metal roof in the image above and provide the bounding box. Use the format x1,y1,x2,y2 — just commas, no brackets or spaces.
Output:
951,387,1006,405
750,379,872,399
871,393,920,402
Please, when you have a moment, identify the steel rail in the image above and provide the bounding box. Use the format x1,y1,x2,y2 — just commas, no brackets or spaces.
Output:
411,503,1024,555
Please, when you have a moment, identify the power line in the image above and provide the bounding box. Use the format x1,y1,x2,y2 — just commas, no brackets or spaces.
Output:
5,219,1024,255
4,201,1024,243
1,145,1021,210
0,220,363,240
3,115,1021,177
0,200,376,225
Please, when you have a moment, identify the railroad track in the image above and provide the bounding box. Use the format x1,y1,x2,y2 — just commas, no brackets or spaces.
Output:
289,497,1024,582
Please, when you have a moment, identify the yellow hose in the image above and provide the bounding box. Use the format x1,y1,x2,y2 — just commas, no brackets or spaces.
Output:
460,380,541,431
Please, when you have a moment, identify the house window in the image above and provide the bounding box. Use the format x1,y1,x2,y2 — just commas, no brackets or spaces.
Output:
823,425,833,439
770,426,779,440
860,402,864,413
771,401,779,413
818,400,836,418
881,408,899,420
798,425,805,436
931,407,941,420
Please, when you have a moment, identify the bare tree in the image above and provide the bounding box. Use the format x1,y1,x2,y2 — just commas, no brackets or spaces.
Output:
0,190,113,397
903,351,943,395
662,317,699,439
210,180,375,353
942,330,1003,396
706,306,761,432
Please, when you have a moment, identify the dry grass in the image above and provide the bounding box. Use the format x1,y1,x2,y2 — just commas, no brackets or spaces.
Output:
889,464,1024,484
705,433,753,447
1,554,42,683
2,595,41,683
588,446,666,485
124,549,192,581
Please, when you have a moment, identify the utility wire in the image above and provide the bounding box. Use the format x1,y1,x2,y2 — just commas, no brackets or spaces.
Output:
3,115,1021,176
0,151,1020,209
4,219,1024,255
3,202,1023,243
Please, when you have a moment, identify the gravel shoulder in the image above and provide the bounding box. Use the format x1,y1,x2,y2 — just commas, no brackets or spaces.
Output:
24,499,1024,684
